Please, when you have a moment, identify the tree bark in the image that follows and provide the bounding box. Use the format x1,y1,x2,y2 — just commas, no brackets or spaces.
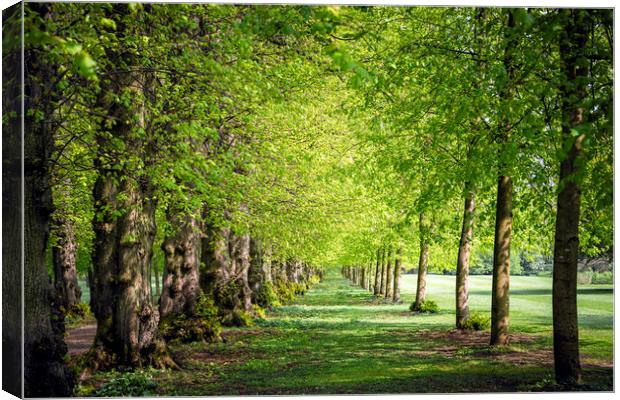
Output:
379,247,386,295
201,222,253,325
20,3,75,395
414,213,429,310
384,246,393,299
159,213,202,321
52,215,82,311
361,264,366,289
393,246,402,303
373,248,381,295
89,8,171,366
456,188,475,329
2,6,23,395
490,177,512,345
552,8,590,385
490,10,516,346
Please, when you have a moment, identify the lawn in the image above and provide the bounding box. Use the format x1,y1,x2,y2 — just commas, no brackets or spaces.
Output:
75,271,613,396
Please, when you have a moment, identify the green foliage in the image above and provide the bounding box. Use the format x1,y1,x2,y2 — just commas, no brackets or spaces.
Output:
160,295,222,343
592,271,613,285
256,281,281,308
409,299,439,314
61,302,91,324
94,370,157,397
461,312,491,331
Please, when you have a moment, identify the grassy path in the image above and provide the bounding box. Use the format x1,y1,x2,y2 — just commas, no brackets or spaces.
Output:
74,271,613,395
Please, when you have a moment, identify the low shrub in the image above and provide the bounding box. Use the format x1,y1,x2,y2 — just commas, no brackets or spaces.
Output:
230,310,254,327
592,271,613,284
577,271,593,284
409,299,439,313
251,304,266,319
62,302,92,325
95,370,157,397
160,295,222,343
256,281,281,308
461,311,490,331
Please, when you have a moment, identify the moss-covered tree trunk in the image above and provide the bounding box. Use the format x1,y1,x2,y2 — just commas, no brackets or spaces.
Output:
552,8,590,386
456,187,475,329
414,213,429,310
91,157,169,367
201,223,253,326
90,15,171,364
159,213,202,322
248,238,264,304
384,246,393,299
52,214,82,311
393,246,402,303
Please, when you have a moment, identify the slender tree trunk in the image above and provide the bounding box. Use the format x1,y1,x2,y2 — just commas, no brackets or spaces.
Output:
379,246,387,296
248,238,265,304
385,246,393,299
490,10,516,346
373,248,381,295
490,178,512,345
154,251,160,297
414,213,429,310
361,265,366,289
52,215,82,311
552,9,590,385
393,246,402,303
456,187,475,329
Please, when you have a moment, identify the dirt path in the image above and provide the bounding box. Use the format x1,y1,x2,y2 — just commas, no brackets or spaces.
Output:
66,323,96,355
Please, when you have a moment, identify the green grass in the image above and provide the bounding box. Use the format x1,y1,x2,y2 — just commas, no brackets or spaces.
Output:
77,271,613,395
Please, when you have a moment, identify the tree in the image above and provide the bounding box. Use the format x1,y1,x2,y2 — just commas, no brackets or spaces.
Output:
552,8,591,385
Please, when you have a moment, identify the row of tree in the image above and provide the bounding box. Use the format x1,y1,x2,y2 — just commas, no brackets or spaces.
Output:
1,4,611,396
5,3,341,397
330,7,611,387
341,244,404,303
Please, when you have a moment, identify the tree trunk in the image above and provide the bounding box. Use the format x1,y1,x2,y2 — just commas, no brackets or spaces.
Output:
379,247,386,295
91,168,168,367
20,3,75,395
361,264,367,289
456,188,475,329
490,176,512,345
201,223,253,325
154,251,160,297
89,20,171,365
490,10,516,346
373,248,381,295
552,8,590,385
414,213,429,310
159,214,202,321
393,246,402,303
2,6,23,395
52,215,82,311
248,237,264,304
384,246,393,299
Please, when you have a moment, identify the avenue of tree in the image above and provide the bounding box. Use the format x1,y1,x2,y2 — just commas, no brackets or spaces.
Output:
1,4,612,396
